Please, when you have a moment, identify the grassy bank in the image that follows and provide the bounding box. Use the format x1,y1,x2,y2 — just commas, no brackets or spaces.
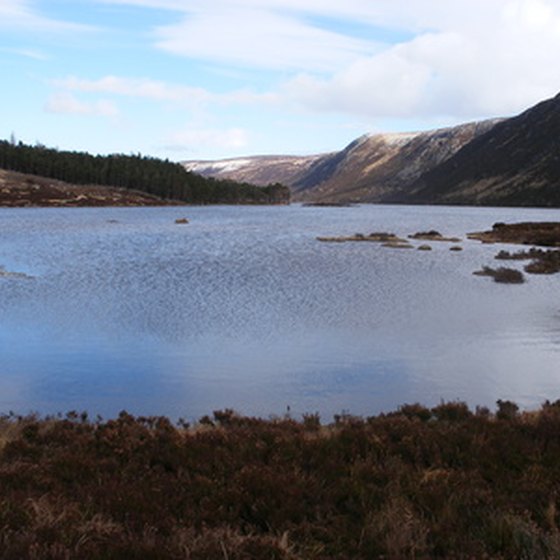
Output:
1,401,560,559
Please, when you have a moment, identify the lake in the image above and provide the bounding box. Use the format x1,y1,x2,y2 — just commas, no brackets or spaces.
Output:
0,204,559,421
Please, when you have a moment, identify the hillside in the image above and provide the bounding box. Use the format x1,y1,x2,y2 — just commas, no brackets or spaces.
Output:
0,169,184,207
0,140,290,206
398,93,560,207
292,121,499,202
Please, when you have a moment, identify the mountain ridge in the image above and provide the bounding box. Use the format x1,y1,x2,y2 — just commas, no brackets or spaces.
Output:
184,120,501,204
183,92,560,208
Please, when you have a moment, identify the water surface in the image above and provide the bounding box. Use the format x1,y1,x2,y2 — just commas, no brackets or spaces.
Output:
0,204,558,420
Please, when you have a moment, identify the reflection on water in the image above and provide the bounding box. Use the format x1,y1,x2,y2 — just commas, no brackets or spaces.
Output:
0,204,559,420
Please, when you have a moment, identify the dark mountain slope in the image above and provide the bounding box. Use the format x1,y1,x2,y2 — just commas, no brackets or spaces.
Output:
402,93,560,207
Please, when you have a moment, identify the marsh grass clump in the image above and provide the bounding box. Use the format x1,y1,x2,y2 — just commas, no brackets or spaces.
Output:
1,402,560,558
493,267,525,283
524,250,560,274
495,248,560,275
474,266,525,283
408,230,461,242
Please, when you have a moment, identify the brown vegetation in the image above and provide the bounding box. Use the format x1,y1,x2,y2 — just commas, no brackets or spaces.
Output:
473,266,525,284
408,230,462,242
0,169,181,207
495,248,560,275
382,241,414,249
468,222,560,247
2,402,560,558
301,202,356,207
317,232,407,243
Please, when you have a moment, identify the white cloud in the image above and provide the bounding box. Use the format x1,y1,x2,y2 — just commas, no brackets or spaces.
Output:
153,7,380,73
281,0,560,120
52,75,277,108
45,92,119,117
167,127,249,153
53,76,212,104
93,0,560,125
97,0,388,72
0,0,93,32
0,46,50,60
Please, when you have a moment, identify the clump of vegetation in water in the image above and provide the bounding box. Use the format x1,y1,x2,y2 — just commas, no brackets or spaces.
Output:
468,221,560,246
495,248,560,274
2,401,560,558
473,266,525,283
408,230,461,242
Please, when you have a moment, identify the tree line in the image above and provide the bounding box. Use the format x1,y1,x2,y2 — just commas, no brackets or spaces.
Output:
0,139,290,205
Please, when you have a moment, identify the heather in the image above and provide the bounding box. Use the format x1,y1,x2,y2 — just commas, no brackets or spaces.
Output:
1,401,560,558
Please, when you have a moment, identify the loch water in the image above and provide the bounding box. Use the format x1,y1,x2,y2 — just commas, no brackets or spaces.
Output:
0,204,559,421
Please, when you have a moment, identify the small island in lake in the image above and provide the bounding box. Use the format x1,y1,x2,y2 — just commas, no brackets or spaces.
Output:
317,222,560,283
317,231,408,243
302,201,357,207
468,221,560,246
408,230,462,242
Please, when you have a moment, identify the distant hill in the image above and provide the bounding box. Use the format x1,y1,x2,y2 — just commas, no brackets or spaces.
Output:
185,154,325,188
0,140,290,206
183,92,560,208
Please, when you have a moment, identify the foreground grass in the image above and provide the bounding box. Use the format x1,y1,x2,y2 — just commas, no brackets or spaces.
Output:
1,401,560,559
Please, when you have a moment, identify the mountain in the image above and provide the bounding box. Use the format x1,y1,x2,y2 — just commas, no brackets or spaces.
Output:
183,92,560,208
397,93,560,207
184,120,499,204
291,122,500,202
185,155,325,187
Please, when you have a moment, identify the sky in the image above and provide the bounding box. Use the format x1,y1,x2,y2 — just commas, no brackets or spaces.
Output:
2,0,560,162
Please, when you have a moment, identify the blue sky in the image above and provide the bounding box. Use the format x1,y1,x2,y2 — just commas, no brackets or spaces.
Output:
2,0,560,161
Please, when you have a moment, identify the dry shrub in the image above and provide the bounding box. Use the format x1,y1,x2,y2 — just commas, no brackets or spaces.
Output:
0,403,560,557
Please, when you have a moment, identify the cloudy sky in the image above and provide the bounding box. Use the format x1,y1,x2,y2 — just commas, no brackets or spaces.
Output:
2,0,560,161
